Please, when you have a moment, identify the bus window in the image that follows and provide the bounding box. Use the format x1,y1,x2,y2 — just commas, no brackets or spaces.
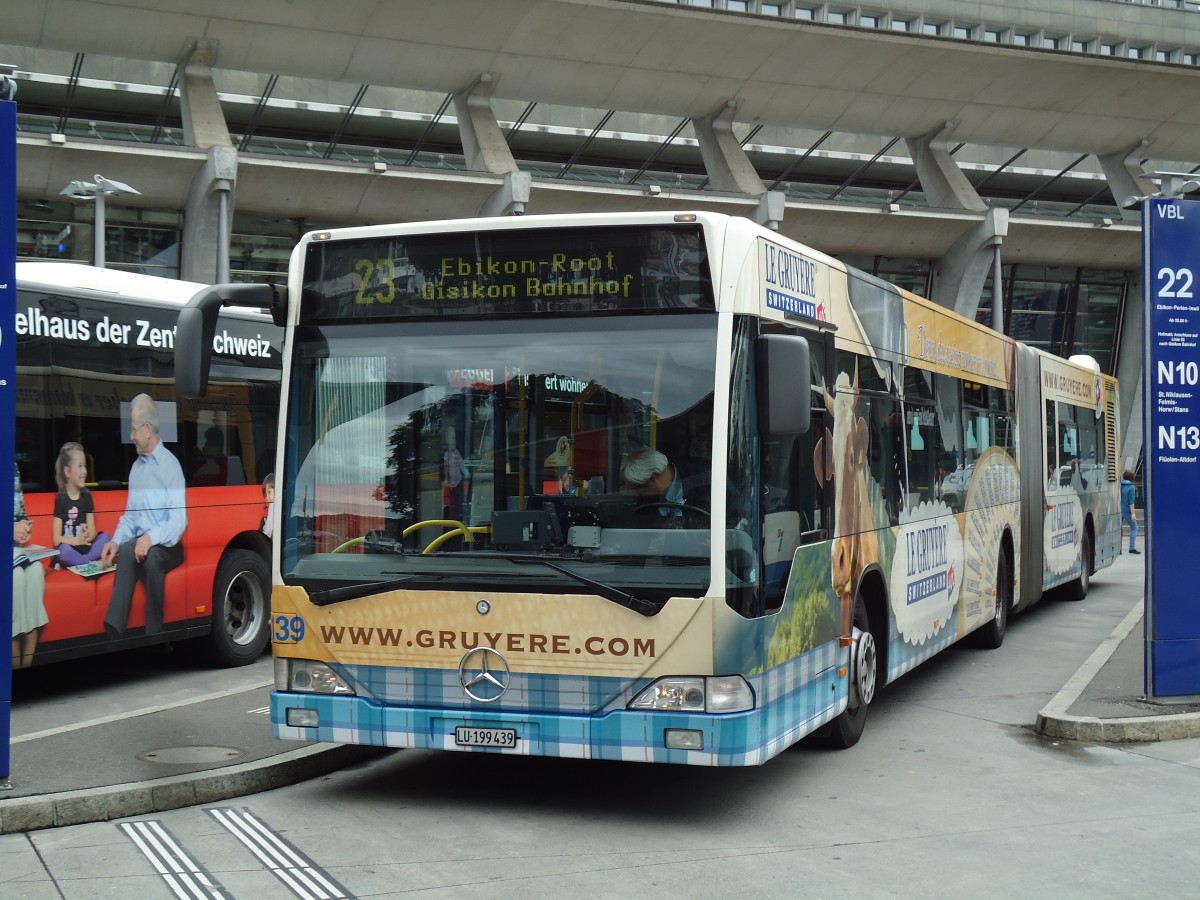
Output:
1045,399,1058,483
935,374,963,511
963,387,991,471
903,367,937,508
992,386,1015,455
728,319,761,615
866,394,903,525
1076,407,1100,490
1058,403,1080,488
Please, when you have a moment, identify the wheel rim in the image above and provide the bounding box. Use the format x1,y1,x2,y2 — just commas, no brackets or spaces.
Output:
852,628,877,708
224,570,267,646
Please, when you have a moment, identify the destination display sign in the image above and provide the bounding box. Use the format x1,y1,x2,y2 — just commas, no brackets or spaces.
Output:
299,224,715,322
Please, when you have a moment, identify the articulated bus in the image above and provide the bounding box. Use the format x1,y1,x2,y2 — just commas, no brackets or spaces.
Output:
177,211,1120,764
14,263,282,667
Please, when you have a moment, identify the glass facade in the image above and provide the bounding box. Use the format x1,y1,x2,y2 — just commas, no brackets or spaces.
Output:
16,199,181,278
17,201,315,284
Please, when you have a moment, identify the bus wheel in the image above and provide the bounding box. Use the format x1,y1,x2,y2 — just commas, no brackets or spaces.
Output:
1063,530,1092,602
208,549,271,666
974,550,1010,649
823,595,876,749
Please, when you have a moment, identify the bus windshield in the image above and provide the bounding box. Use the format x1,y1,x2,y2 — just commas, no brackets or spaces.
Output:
282,313,723,607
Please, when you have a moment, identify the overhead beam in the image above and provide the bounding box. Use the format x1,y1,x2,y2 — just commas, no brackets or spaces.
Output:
19,1,1200,161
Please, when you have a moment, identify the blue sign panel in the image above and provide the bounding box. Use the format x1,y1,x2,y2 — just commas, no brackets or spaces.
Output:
1143,197,1200,699
1,97,16,777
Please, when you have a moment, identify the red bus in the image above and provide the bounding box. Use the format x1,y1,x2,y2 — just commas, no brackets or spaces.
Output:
14,263,282,667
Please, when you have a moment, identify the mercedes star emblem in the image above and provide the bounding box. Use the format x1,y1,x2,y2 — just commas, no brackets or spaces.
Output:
458,647,511,702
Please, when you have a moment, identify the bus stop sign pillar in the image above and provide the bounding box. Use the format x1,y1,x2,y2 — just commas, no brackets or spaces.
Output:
1,82,17,783
1143,195,1200,700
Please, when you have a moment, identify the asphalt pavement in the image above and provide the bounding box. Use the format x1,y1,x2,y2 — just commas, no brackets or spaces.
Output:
2,540,1196,835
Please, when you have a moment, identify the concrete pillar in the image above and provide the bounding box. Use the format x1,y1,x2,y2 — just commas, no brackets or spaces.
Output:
1097,140,1157,221
905,121,986,212
751,190,786,231
179,41,232,151
929,208,1009,318
453,73,517,175
1115,269,1144,472
178,41,237,284
181,146,238,284
692,101,765,196
478,171,532,217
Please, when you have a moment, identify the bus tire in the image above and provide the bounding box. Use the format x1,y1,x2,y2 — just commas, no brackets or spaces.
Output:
822,594,876,749
974,549,1011,649
1063,529,1092,602
207,549,271,666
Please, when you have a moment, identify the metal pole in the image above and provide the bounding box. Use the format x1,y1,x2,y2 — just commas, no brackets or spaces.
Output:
215,179,230,283
992,243,1003,334
93,190,106,268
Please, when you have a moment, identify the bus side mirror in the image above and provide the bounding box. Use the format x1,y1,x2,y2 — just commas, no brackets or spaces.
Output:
176,290,223,398
755,334,811,436
175,283,281,398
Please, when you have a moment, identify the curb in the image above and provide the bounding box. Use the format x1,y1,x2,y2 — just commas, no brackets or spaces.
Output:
0,744,389,835
1034,598,1200,743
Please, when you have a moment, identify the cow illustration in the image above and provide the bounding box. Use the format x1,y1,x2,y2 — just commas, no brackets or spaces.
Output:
815,369,880,637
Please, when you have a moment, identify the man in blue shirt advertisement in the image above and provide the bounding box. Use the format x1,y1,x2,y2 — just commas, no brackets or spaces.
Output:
102,393,187,637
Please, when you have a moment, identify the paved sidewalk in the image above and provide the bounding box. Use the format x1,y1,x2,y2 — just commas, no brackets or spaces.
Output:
0,685,386,835
1035,599,1200,742
1035,540,1200,742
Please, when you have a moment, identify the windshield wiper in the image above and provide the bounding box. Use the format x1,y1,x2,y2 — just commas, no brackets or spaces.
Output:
414,550,661,615
306,574,422,606
501,555,661,616
304,556,661,615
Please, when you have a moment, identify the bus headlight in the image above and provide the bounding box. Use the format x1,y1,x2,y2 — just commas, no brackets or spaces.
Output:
275,658,354,695
628,676,754,713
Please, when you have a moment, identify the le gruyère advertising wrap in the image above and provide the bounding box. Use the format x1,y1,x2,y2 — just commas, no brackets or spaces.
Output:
1039,354,1106,583
758,239,1020,682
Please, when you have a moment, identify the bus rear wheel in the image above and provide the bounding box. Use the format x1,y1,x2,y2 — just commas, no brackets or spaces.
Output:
1063,530,1092,602
974,549,1011,649
822,594,876,749
207,549,270,666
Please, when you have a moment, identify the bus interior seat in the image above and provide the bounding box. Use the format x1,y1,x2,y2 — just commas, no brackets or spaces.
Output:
468,472,495,526
572,429,608,480
226,455,246,485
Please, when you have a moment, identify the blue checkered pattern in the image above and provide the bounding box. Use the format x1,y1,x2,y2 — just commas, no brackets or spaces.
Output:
272,641,847,766
348,665,640,713
886,611,960,683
